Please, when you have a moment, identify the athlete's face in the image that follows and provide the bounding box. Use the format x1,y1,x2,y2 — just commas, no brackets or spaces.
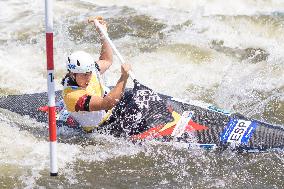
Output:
75,72,92,88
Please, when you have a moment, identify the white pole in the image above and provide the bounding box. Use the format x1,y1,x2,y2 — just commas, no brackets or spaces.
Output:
44,0,58,176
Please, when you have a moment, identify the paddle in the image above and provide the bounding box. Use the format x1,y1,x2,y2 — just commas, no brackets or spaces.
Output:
92,18,136,80
91,18,174,137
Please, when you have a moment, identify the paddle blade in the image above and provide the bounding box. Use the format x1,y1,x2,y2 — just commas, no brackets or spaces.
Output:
98,80,174,136
133,80,174,126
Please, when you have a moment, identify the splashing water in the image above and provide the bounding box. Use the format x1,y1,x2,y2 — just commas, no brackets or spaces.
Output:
0,0,283,188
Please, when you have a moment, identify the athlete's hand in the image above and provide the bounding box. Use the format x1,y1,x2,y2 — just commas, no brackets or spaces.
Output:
121,63,131,80
88,16,107,34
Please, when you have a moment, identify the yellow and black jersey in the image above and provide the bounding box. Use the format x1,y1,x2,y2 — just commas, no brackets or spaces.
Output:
62,75,105,112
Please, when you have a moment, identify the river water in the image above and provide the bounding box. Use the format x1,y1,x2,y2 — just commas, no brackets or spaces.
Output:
0,0,283,188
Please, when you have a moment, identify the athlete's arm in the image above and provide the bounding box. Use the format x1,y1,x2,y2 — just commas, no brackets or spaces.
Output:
89,64,131,111
96,37,113,74
88,16,113,74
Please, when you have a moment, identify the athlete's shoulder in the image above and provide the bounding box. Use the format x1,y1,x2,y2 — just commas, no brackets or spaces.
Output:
63,86,82,95
62,86,87,112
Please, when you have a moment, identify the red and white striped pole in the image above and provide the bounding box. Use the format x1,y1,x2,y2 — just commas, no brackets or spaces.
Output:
44,0,58,176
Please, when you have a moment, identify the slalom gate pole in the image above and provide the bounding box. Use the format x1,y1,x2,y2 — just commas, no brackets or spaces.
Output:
44,0,58,176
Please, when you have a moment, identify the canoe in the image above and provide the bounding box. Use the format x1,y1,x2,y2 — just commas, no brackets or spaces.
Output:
0,83,283,152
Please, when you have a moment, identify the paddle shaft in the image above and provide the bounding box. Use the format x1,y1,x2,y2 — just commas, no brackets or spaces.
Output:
94,20,136,80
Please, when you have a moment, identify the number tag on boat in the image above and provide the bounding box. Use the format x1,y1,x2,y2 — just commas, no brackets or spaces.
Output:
220,119,258,145
171,111,194,138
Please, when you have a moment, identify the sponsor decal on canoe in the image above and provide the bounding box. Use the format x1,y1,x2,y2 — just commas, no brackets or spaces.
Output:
132,111,209,140
171,98,231,116
188,143,217,150
134,89,162,109
220,119,258,145
207,105,231,116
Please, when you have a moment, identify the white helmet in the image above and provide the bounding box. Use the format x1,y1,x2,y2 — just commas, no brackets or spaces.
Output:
66,51,95,73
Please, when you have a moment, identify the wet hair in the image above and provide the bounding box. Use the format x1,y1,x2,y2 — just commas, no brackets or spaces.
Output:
61,71,78,87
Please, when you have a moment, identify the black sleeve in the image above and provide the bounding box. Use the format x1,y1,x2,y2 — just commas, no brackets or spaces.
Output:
84,95,92,111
